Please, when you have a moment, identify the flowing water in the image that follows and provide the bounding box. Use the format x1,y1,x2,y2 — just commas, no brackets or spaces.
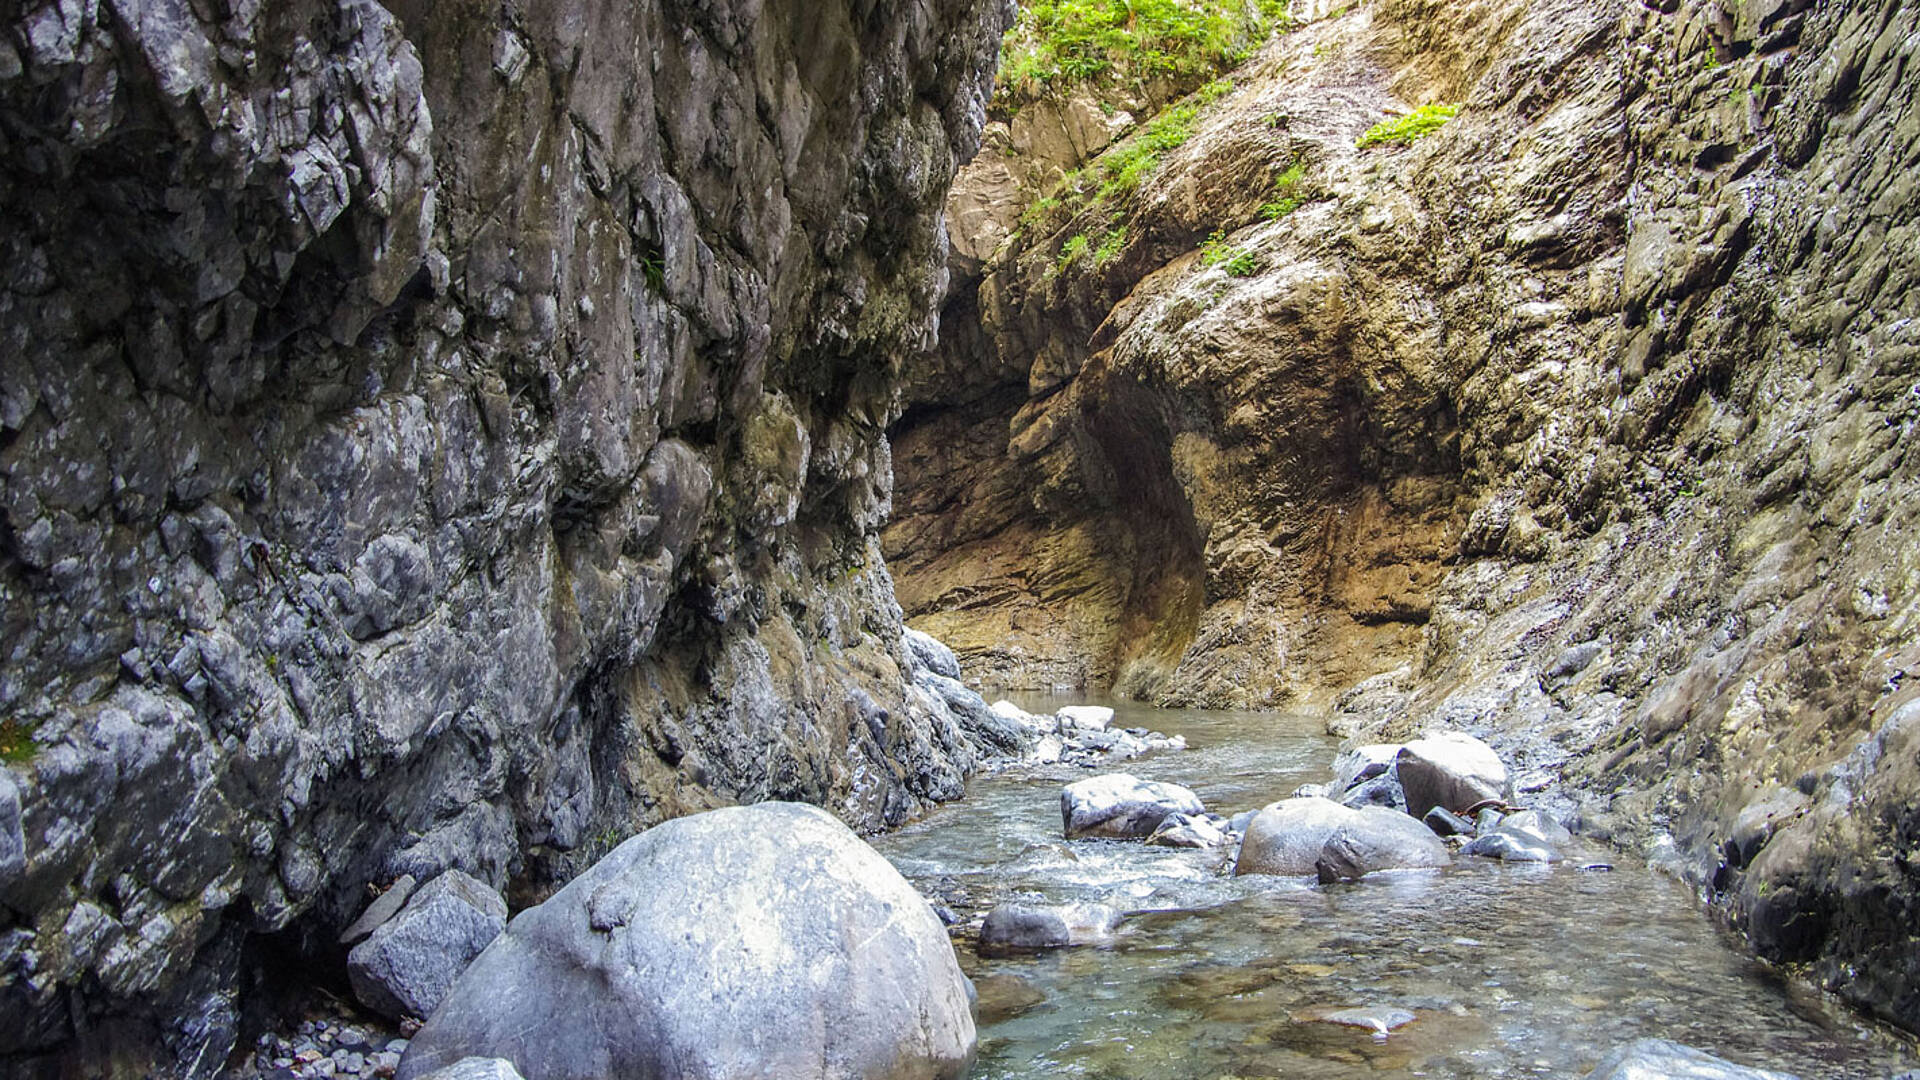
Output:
872,697,1917,1079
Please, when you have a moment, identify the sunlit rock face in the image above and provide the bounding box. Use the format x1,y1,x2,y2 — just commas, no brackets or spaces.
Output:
0,0,1007,1073
891,0,1920,1032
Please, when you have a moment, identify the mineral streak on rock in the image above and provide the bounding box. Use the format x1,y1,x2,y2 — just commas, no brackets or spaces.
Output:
0,0,1010,1073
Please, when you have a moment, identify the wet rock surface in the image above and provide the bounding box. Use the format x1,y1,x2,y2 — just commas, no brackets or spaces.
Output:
0,0,1010,1072
1061,774,1206,839
1587,1038,1804,1080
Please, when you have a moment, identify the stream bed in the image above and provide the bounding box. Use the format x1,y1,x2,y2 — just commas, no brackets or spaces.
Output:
872,697,1917,1079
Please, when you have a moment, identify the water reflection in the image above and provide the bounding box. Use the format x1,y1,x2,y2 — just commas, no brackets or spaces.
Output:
872,695,1916,1079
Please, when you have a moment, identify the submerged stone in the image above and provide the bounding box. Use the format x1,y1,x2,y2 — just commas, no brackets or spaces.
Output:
1586,1038,1802,1080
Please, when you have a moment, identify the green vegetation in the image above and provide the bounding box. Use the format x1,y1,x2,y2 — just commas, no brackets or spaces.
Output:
1200,229,1261,276
0,717,37,765
1355,103,1459,148
1260,160,1308,220
638,251,666,293
997,0,1287,104
1018,77,1235,245
1057,232,1092,272
1054,225,1130,275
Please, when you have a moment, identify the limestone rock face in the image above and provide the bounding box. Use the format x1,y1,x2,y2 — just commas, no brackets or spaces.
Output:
0,0,1009,1073
396,803,975,1080
887,0,1920,1033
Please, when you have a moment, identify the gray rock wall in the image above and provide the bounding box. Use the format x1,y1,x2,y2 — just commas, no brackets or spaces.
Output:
0,0,1008,1074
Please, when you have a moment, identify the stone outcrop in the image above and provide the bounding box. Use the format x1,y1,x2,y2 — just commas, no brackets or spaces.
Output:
889,0,1920,1034
0,0,1007,1074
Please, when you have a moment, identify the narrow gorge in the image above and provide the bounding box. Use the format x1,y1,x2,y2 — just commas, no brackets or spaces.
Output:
0,0,1915,1076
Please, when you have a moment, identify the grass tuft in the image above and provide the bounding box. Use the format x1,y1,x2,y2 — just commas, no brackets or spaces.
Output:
1355,103,1459,149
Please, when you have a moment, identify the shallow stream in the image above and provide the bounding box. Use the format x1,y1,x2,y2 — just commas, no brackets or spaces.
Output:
872,697,1916,1079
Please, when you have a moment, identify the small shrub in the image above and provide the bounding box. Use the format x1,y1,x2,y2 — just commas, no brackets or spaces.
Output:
1020,195,1063,229
0,718,38,765
996,0,1286,105
1199,229,1262,275
1260,161,1308,219
1093,226,1128,265
1056,232,1093,273
1355,103,1459,148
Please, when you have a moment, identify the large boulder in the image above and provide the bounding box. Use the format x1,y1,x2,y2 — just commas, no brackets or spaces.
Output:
1235,798,1449,878
1233,797,1354,875
1395,733,1511,819
348,870,507,1021
397,802,974,1080
1586,1038,1801,1079
1061,774,1204,839
1314,811,1453,882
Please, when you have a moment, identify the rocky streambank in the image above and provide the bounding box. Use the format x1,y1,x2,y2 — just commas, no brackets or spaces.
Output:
889,0,1920,1033
0,0,1012,1074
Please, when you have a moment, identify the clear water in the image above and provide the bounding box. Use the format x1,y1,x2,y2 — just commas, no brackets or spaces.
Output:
872,696,1918,1079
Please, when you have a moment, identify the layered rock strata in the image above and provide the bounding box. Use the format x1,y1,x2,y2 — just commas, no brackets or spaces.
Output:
890,0,1920,1032
0,0,1007,1074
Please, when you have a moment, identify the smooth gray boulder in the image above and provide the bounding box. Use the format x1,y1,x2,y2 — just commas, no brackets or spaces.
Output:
397,802,974,1080
978,902,1120,952
1586,1038,1801,1079
1236,798,1449,878
348,870,507,1021
1233,797,1356,875
1395,733,1511,819
414,1060,527,1080
1061,774,1204,839
1315,811,1452,882
903,627,964,680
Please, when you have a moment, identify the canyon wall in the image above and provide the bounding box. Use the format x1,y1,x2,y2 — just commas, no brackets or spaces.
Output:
891,0,1920,1031
0,0,1008,1074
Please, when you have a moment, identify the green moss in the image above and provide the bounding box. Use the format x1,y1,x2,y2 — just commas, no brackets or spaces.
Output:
996,0,1285,106
0,718,38,765
1355,103,1459,148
